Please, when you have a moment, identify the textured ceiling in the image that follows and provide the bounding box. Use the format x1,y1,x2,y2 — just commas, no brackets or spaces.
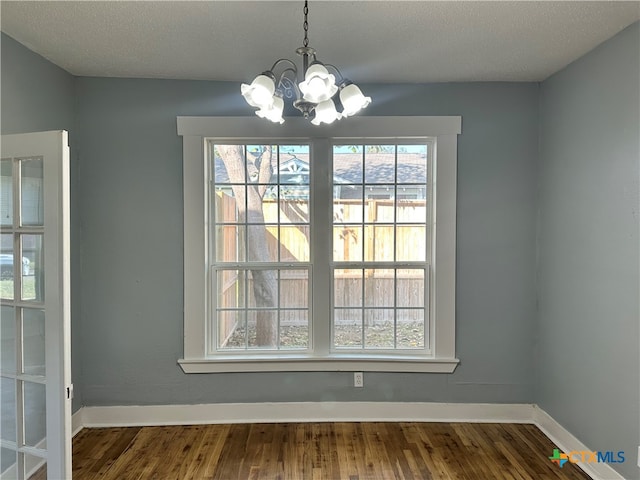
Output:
1,1,639,83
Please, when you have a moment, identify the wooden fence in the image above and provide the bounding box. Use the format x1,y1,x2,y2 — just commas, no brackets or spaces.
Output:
214,192,427,345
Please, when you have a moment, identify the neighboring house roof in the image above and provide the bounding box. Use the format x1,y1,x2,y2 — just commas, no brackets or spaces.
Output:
214,152,427,185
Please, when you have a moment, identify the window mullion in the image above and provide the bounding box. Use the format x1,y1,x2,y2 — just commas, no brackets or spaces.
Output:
311,138,331,356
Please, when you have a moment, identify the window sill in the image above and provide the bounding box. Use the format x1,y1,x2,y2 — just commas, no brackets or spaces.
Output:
178,355,459,373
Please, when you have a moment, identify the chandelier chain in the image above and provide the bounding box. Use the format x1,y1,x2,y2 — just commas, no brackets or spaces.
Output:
302,0,309,48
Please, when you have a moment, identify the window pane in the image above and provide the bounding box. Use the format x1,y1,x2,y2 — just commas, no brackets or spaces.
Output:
333,145,363,183
364,269,394,307
334,198,363,223
247,270,278,309
364,194,394,221
1,159,12,226
279,145,310,185
1,306,15,374
396,310,425,349
218,310,245,349
334,309,362,348
280,270,308,308
396,269,425,308
247,309,277,348
21,234,43,302
279,189,309,223
23,381,46,447
247,224,278,262
279,310,308,349
396,226,426,262
396,195,426,223
1,233,14,300
213,144,245,183
333,226,362,262
215,225,244,262
246,145,276,184
217,269,244,308
364,310,394,348
214,187,243,224
364,146,395,184
364,225,394,262
279,225,309,262
334,269,362,307
397,146,427,184
22,309,45,377
21,158,44,227
1,377,16,442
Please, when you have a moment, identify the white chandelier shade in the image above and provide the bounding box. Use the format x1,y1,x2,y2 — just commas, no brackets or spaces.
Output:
339,83,372,117
256,94,285,124
311,99,342,125
241,74,276,108
240,1,371,125
299,64,338,103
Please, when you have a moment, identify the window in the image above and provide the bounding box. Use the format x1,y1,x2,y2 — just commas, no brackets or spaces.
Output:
178,117,460,373
211,144,311,351
332,145,429,351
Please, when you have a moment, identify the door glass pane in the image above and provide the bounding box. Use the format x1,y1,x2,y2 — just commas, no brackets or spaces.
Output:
1,306,16,374
0,159,12,226
24,452,47,480
1,377,16,442
22,309,45,377
1,233,14,300
21,158,44,227
1,447,16,477
23,381,46,447
21,234,43,302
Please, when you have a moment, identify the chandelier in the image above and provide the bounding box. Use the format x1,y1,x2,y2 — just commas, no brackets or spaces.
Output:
241,0,371,125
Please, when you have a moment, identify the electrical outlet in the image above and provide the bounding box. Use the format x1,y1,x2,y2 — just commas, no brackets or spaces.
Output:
354,372,364,388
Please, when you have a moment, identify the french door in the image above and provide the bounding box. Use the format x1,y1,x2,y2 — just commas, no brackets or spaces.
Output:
1,131,72,479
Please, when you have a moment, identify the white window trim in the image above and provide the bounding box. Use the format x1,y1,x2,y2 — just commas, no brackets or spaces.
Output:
177,116,461,373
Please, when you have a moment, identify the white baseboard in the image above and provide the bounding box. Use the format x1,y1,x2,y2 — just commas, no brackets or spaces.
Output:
71,401,631,480
81,401,535,427
72,408,84,437
533,406,625,480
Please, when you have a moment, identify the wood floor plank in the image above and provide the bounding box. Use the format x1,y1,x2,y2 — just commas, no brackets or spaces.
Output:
71,422,593,480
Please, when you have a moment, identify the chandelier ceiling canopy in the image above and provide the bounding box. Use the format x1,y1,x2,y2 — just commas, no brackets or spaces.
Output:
241,1,371,125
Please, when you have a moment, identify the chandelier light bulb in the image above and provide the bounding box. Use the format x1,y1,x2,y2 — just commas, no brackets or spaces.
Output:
241,74,276,108
256,94,285,124
299,64,338,103
339,83,372,117
311,99,341,125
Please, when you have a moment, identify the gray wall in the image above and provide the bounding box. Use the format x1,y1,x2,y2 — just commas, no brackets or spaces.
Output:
0,33,83,413
537,22,640,480
75,78,539,405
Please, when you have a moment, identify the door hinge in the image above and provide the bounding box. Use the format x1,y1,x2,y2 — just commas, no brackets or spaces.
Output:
66,384,74,400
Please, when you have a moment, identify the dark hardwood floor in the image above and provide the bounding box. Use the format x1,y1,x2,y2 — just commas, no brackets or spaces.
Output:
71,422,591,479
